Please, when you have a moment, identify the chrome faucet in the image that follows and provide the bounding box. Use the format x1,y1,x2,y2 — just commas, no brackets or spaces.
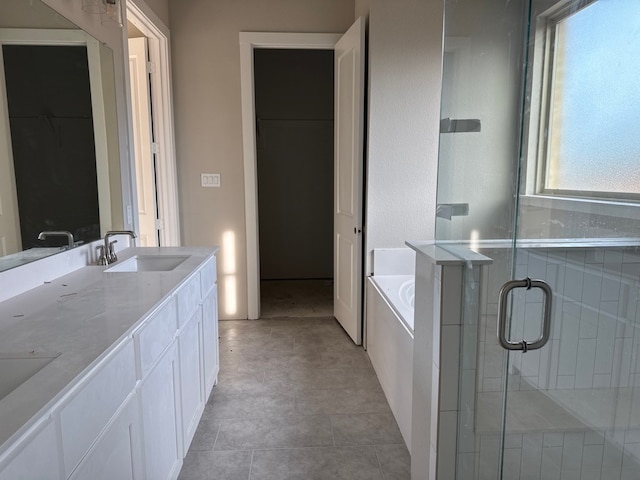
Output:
37,231,75,249
98,230,137,265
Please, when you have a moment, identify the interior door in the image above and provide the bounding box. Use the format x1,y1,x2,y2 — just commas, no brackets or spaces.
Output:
128,37,158,247
334,17,365,345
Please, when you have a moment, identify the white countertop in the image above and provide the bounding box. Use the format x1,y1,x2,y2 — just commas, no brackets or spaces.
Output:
0,246,218,455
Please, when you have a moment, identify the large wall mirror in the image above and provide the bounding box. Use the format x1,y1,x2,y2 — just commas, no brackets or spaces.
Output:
0,0,123,271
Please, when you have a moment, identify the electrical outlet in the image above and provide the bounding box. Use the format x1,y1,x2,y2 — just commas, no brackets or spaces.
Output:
201,173,220,187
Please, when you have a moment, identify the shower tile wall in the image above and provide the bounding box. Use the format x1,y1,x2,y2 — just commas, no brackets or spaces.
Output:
459,246,640,480
508,248,640,393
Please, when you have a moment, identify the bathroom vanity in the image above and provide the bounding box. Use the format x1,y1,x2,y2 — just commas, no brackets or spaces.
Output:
0,246,219,480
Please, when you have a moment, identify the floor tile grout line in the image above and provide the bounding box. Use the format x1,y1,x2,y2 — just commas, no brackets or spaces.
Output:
330,414,336,447
245,444,401,452
373,445,386,479
247,449,255,480
205,412,397,423
211,421,222,452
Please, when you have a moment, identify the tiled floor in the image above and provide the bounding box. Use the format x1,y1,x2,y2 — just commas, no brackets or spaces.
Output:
178,316,411,479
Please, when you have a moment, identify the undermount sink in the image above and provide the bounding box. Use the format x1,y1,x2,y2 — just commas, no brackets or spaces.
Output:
0,352,61,401
105,255,189,273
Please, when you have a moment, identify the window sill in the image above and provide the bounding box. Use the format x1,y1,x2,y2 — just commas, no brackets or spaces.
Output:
520,194,640,220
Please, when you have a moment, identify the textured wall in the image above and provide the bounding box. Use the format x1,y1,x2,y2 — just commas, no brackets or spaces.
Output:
364,0,442,275
141,0,169,27
355,0,372,19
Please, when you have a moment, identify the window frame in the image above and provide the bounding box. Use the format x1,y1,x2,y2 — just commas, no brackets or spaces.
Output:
525,0,640,204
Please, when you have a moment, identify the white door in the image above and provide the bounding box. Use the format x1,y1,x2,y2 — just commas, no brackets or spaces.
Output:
334,17,365,345
128,37,158,247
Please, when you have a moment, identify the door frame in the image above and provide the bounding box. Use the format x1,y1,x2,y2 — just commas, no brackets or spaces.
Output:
125,1,180,246
239,32,342,320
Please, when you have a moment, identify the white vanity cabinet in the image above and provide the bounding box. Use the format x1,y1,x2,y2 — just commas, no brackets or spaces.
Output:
0,248,219,480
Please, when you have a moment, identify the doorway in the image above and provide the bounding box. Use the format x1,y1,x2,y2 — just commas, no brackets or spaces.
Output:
125,1,180,247
239,32,341,320
240,24,365,343
253,49,334,318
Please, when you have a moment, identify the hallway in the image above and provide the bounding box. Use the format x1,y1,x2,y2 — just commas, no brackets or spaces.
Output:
178,316,410,479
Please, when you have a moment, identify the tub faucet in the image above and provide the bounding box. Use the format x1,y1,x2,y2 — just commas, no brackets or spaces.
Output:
99,230,137,265
37,231,75,249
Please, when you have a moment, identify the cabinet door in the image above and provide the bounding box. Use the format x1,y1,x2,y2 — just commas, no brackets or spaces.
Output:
0,420,62,480
202,286,219,397
139,342,182,480
60,340,136,476
69,394,143,480
178,309,204,453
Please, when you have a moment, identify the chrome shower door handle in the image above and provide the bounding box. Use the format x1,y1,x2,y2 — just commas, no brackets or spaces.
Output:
497,278,552,352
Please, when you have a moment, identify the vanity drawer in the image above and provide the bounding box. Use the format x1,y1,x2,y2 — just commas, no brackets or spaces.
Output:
135,297,178,377
200,256,217,297
60,340,136,477
176,273,201,328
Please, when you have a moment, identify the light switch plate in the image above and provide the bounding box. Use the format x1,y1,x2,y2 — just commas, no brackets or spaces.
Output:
201,173,220,187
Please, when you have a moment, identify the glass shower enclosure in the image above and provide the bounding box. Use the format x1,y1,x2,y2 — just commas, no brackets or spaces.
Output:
435,0,640,478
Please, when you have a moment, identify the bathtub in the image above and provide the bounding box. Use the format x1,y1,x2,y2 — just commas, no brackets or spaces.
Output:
366,248,415,452
370,275,414,333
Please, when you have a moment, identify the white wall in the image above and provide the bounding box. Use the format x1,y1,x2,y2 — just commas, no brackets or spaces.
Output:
364,0,442,275
169,0,355,319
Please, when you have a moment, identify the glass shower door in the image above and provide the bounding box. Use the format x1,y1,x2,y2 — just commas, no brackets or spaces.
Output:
437,0,640,479
499,0,640,478
436,0,530,474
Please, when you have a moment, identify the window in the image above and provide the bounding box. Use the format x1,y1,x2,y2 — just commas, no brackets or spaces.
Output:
535,0,640,201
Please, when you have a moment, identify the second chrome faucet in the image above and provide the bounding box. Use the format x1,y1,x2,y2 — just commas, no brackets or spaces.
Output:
97,230,137,265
